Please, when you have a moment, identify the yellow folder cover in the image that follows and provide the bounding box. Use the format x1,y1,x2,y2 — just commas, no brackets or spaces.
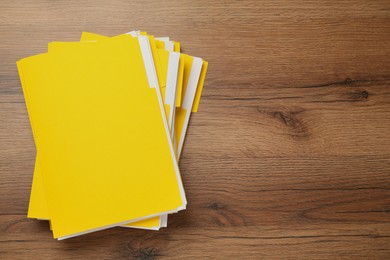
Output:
18,35,185,239
28,33,170,230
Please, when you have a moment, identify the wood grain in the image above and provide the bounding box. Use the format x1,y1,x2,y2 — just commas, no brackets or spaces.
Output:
1,0,390,259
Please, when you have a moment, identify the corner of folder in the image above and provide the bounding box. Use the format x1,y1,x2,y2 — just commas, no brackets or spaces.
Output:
174,41,180,52
80,31,91,41
80,31,95,42
175,55,186,107
191,61,208,112
80,31,110,42
47,42,59,52
16,59,23,72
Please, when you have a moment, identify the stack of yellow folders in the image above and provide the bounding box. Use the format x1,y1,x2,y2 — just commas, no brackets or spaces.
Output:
17,30,208,240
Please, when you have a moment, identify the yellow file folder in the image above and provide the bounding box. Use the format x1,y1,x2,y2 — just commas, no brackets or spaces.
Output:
26,32,207,233
28,33,176,230
18,35,186,239
175,56,208,157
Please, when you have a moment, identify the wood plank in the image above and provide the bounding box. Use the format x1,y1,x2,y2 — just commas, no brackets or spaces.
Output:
1,215,390,259
1,0,390,258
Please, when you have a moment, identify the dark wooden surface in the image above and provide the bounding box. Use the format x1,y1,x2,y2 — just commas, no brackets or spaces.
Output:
1,1,390,259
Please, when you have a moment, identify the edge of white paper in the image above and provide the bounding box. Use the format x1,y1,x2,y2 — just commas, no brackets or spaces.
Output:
177,57,203,157
165,52,180,135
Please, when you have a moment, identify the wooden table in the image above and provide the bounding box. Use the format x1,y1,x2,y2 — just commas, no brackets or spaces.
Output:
1,1,389,258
